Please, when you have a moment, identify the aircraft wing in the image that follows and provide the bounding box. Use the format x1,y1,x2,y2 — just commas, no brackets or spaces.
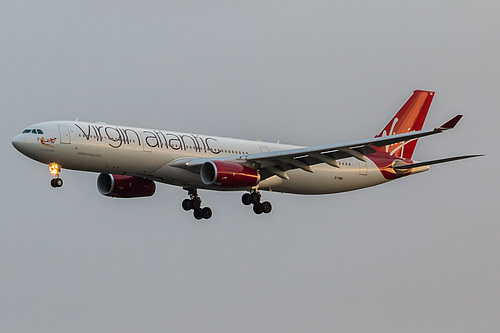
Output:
169,115,464,180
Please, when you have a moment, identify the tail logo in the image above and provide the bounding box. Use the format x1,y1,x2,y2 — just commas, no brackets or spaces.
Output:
373,90,434,160
379,117,417,157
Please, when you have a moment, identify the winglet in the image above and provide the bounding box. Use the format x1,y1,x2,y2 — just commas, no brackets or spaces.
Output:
439,115,462,130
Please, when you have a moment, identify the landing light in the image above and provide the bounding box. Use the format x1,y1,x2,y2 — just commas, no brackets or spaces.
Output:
49,163,61,175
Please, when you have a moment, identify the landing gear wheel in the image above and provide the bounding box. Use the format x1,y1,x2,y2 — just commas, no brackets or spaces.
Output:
183,187,212,219
51,178,63,188
242,193,252,205
250,192,261,205
191,198,201,209
261,201,272,214
193,208,203,220
202,207,212,219
182,199,193,211
253,203,263,214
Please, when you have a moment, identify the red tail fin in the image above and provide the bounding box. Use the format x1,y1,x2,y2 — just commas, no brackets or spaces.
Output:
373,90,435,159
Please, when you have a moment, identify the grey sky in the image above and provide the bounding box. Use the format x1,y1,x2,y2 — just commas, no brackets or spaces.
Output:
1,1,498,332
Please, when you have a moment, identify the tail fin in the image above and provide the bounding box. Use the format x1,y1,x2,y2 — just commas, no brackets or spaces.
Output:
373,90,435,159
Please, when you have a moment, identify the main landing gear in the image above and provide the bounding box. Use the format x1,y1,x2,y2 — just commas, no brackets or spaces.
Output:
242,191,272,215
49,163,63,188
182,188,212,220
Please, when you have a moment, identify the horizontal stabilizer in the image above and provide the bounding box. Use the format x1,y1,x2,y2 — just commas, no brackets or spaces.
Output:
393,154,484,170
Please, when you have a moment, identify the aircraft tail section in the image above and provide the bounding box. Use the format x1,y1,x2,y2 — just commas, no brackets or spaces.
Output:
373,90,435,159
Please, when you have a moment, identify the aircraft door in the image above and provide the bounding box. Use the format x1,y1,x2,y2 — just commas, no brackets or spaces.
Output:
141,133,152,152
58,125,71,144
359,161,367,175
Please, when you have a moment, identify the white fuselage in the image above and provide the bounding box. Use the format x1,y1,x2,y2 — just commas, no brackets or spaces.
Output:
12,120,395,194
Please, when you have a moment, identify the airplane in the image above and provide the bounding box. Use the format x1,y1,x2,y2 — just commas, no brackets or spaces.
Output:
12,90,481,220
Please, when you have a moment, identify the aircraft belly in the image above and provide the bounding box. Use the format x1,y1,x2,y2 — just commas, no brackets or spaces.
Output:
151,164,204,187
269,161,387,194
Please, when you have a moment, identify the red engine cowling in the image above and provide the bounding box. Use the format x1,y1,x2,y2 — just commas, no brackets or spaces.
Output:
200,161,260,188
97,174,156,198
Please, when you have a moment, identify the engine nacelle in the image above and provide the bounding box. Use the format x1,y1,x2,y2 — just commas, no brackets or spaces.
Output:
97,174,156,198
200,161,260,188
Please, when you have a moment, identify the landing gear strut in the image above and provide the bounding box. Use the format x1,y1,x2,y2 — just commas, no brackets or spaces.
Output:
49,163,63,188
182,187,212,220
242,190,272,215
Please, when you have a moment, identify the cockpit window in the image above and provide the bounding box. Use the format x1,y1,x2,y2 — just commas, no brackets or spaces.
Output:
22,128,44,134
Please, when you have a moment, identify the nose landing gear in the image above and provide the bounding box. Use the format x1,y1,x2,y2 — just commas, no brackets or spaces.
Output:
242,191,272,215
49,163,63,188
182,187,212,220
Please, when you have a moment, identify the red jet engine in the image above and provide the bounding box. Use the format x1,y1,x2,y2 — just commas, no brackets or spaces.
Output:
97,174,156,198
200,161,260,188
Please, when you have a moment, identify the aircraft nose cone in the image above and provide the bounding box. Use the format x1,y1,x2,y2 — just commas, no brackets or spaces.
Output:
11,134,33,157
11,134,23,151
